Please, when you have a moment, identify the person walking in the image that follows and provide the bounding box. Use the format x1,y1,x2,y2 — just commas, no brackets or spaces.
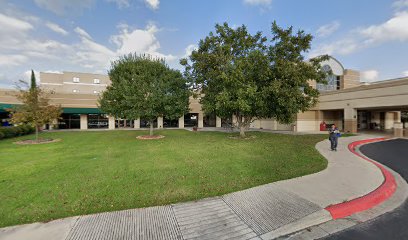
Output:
328,124,340,151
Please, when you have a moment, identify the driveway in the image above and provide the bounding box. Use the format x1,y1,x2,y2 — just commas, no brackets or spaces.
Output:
323,138,408,239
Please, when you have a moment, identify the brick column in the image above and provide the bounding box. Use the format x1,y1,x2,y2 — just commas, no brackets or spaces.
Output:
134,119,140,129
179,116,184,128
216,116,222,128
49,119,58,130
108,116,115,130
80,114,88,130
394,122,403,138
198,114,204,128
344,107,357,133
157,117,163,129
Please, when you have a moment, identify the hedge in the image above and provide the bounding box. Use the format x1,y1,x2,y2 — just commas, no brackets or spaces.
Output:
0,125,35,140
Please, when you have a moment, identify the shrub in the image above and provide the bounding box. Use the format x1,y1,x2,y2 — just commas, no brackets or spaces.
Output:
0,124,35,140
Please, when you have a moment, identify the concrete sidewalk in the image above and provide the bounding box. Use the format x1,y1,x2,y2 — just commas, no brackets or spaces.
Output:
0,135,389,240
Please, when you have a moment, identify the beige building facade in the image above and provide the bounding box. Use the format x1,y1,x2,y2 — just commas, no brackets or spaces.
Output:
1,57,407,133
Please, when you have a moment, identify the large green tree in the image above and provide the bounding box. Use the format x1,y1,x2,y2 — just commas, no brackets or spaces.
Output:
10,70,62,142
181,22,328,137
99,54,190,136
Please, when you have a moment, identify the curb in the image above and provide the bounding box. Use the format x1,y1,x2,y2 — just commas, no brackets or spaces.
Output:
325,137,397,219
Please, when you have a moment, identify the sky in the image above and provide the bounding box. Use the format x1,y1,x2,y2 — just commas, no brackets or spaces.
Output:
1,0,408,88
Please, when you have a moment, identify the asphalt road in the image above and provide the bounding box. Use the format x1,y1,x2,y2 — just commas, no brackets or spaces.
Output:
322,138,408,240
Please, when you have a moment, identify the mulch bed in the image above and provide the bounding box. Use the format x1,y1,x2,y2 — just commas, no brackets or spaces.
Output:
136,135,165,140
14,138,62,145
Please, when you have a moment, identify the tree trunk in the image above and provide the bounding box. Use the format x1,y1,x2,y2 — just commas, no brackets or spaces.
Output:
35,125,39,142
149,120,154,136
239,125,246,138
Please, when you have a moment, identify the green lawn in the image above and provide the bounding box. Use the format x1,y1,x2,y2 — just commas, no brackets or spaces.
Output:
0,130,327,227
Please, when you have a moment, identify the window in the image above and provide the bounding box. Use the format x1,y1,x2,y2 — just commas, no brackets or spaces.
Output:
73,77,80,83
316,65,341,92
93,90,99,94
93,78,100,84
72,89,80,93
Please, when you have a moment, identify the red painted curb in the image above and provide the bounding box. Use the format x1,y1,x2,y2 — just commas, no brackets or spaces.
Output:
325,138,397,219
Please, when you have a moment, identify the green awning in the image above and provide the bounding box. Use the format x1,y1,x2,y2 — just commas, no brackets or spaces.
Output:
0,104,103,114
0,103,17,113
63,108,103,114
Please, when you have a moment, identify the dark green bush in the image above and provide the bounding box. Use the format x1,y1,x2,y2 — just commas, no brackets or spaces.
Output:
0,125,35,140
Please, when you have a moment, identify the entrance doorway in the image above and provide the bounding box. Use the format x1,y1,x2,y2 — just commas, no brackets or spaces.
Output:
164,116,178,128
184,113,198,127
140,118,157,128
204,114,216,127
58,113,80,129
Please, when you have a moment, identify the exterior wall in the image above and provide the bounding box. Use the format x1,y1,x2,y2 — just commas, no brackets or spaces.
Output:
41,72,110,95
322,111,343,130
0,89,19,105
259,119,275,130
341,69,361,89
2,71,408,133
276,122,292,131
296,111,319,132
250,119,261,129
316,78,408,111
189,96,203,114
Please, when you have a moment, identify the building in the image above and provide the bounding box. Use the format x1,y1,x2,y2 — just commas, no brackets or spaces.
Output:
1,57,407,133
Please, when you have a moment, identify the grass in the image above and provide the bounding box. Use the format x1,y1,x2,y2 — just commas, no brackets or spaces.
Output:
0,130,328,227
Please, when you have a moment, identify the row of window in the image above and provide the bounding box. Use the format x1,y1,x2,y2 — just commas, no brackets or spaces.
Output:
72,77,101,84
72,89,100,94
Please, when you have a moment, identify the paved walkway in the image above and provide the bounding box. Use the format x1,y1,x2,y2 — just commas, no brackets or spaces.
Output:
0,135,387,240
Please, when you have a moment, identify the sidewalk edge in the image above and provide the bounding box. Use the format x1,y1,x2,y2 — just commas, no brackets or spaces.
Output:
324,138,397,219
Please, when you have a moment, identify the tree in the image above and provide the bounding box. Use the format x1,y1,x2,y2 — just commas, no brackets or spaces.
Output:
181,22,328,137
99,54,190,136
10,70,62,142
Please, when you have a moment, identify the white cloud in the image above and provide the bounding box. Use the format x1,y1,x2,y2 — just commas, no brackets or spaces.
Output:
145,0,160,10
23,70,40,83
46,22,68,35
361,70,379,82
0,55,28,66
361,11,408,44
33,0,94,15
402,70,408,77
43,70,63,74
183,44,197,58
0,13,33,33
311,8,408,57
309,38,359,57
107,0,130,9
0,3,181,87
316,21,340,38
393,0,408,9
74,27,92,39
111,23,176,61
74,29,116,70
243,0,272,7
